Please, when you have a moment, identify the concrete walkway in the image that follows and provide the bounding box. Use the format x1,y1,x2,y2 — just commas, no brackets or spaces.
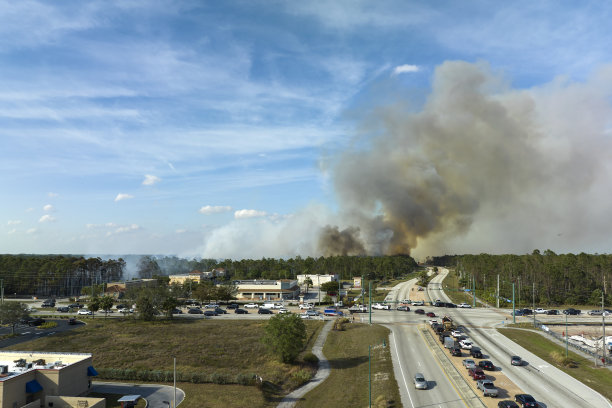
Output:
277,320,334,408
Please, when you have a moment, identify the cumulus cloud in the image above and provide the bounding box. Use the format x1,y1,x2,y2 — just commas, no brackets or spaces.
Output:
47,192,58,198
39,214,55,223
393,64,420,75
114,193,134,202
234,209,267,219
26,228,37,234
7,220,21,226
43,204,54,212
106,224,140,236
142,174,161,186
199,205,232,215
175,228,187,234
86,222,117,229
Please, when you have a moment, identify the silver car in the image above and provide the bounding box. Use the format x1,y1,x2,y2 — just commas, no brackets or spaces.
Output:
414,373,427,390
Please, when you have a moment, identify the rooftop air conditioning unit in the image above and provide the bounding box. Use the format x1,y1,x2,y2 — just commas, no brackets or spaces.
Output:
0,365,7,374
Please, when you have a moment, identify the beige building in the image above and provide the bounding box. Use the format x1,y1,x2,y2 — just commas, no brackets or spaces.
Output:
0,351,102,408
296,274,337,286
169,269,226,285
236,279,299,301
105,278,158,296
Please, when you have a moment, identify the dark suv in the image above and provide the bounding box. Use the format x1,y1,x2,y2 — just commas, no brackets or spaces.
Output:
498,402,519,408
563,308,581,315
515,394,538,407
470,347,483,358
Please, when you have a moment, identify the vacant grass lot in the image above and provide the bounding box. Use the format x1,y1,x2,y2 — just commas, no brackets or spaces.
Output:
499,328,612,402
295,323,400,408
5,318,324,407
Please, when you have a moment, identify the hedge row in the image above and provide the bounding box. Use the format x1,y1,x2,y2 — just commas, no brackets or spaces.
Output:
97,368,258,385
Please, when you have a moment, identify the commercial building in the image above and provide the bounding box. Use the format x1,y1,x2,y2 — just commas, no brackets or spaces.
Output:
0,351,102,408
296,274,338,286
168,269,226,285
235,279,299,301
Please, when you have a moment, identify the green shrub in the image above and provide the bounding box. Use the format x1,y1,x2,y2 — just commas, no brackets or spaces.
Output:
39,322,58,330
289,369,312,387
302,352,319,364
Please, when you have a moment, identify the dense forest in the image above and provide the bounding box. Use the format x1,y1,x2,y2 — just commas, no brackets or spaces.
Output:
0,254,418,297
431,251,612,307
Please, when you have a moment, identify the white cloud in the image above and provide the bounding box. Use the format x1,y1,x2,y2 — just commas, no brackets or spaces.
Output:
7,220,21,226
142,174,161,186
7,229,16,235
25,208,34,213
43,204,54,212
26,228,37,234
86,222,117,229
392,64,420,75
106,224,140,236
48,192,59,198
199,205,232,215
39,214,56,223
175,228,187,234
234,209,267,219
114,193,134,202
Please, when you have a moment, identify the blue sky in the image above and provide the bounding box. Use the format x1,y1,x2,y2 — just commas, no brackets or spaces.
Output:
2,1,612,258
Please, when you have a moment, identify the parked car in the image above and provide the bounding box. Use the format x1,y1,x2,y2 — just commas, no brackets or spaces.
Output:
469,367,486,380
258,308,274,314
498,401,520,408
171,308,182,314
462,359,476,370
69,303,84,309
245,303,259,309
413,373,428,390
477,380,498,397
203,310,217,317
426,312,436,317
68,317,77,325
56,306,70,313
305,310,319,317
458,303,471,308
515,394,539,407
278,308,290,314
563,308,581,315
41,300,55,308
451,347,462,357
397,305,410,311
470,347,482,358
187,308,203,314
204,303,219,309
414,309,425,314
299,303,314,310
479,360,495,370
234,308,248,314
511,355,522,366
77,309,92,315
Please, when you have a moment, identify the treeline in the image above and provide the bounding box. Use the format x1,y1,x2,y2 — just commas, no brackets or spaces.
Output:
0,255,124,297
431,250,612,306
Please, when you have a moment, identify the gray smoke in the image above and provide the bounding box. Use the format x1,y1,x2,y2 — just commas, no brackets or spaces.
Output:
322,60,612,257
317,225,365,256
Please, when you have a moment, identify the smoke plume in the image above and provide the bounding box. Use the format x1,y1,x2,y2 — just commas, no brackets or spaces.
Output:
204,61,612,259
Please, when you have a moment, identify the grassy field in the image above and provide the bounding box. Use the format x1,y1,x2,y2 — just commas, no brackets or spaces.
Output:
295,323,401,408
441,269,477,305
498,328,612,402
5,318,324,407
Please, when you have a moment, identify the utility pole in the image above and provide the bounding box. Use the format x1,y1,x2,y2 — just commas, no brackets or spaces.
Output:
565,312,569,358
369,281,372,325
472,274,476,307
512,283,516,324
1,279,4,305
173,357,177,408
368,345,372,408
533,282,536,327
496,274,500,309
603,291,606,366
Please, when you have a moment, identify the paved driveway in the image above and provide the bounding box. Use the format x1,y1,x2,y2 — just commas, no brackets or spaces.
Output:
92,381,185,408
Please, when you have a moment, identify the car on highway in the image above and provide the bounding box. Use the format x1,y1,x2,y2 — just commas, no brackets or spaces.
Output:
227,303,239,309
498,401,520,408
479,360,495,370
521,308,533,315
187,308,203,314
470,347,482,358
515,394,539,407
402,299,411,304
511,355,522,366
563,308,581,315
462,359,476,370
234,308,248,314
397,305,410,311
203,310,217,317
459,339,473,350
412,300,424,306
413,373,427,390
534,308,548,314
451,347,462,357
545,309,559,315
56,306,70,312
306,310,319,317
458,303,471,308
512,310,524,316
372,303,390,310
258,308,273,314
245,303,259,309
445,302,457,308
434,301,444,307
469,367,486,380
77,309,92,315
426,312,436,317
414,309,425,314
451,330,462,338
588,309,609,316
278,308,290,314
477,379,498,397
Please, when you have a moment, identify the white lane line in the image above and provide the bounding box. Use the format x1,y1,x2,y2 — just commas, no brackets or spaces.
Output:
392,329,416,408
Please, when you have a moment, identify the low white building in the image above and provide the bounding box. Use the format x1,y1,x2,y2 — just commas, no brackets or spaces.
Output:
296,274,338,286
235,279,299,301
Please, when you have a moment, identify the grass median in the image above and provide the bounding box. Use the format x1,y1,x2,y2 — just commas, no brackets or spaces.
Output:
295,323,400,408
4,317,324,407
498,328,612,402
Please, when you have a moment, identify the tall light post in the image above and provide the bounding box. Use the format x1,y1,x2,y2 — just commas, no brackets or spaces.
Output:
512,283,516,324
368,345,372,408
565,312,569,358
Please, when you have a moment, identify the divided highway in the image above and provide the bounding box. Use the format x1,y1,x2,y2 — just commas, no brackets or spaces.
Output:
373,269,612,408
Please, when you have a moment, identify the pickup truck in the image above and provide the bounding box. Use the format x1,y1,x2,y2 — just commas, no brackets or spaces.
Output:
348,304,368,313
476,380,498,397
372,303,390,310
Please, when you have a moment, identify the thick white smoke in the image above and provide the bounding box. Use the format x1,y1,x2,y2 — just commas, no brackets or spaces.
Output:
203,61,612,259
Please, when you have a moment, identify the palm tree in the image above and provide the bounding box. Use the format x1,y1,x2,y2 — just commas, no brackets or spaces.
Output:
304,277,313,294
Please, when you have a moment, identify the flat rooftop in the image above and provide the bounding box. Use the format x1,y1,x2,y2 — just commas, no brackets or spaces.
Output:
0,351,92,381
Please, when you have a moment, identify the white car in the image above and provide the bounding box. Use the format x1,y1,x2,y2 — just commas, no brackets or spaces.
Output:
372,303,390,310
77,309,92,315
278,308,290,314
459,339,473,350
534,308,548,314
299,313,310,319
451,330,463,338
299,303,313,310
244,303,259,309
412,300,424,306
458,303,471,308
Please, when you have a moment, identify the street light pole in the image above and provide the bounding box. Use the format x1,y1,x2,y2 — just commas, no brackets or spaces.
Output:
368,345,372,408
173,357,176,408
369,281,372,325
512,283,516,324
565,312,569,358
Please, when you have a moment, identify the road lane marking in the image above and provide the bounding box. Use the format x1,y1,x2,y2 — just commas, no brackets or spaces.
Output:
391,329,416,408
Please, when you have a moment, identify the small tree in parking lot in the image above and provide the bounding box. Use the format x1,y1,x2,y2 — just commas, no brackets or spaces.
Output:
261,314,306,363
88,297,101,319
0,302,30,334
99,295,114,318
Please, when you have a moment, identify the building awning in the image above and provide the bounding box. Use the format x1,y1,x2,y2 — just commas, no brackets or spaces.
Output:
117,395,141,402
87,365,99,376
25,379,43,393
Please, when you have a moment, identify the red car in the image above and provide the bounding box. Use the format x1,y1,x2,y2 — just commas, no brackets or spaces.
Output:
469,368,486,380
426,312,436,317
